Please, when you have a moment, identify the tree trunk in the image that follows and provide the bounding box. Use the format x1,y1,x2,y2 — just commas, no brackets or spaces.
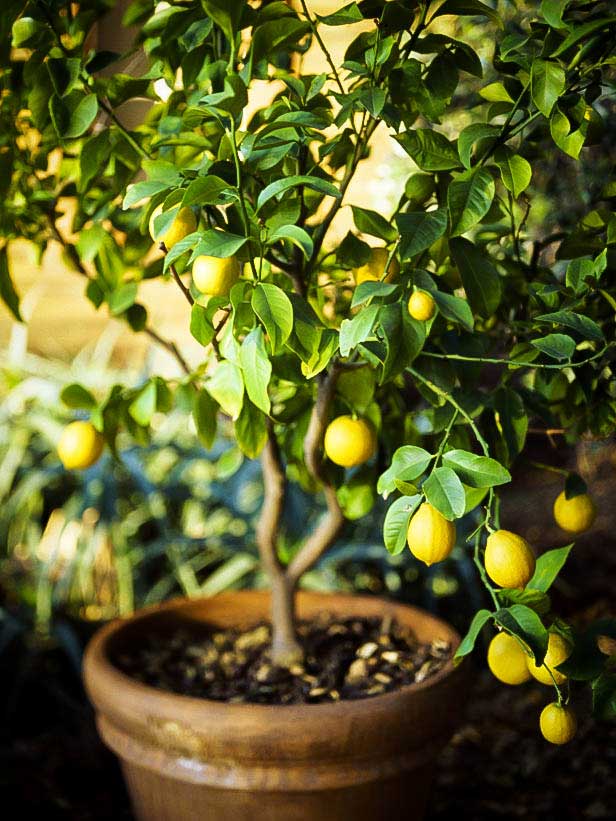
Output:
270,572,302,668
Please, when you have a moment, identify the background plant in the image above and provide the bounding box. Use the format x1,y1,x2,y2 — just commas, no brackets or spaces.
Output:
2,0,616,724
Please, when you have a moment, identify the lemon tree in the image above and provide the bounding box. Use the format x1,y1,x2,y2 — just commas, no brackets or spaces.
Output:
2,0,616,735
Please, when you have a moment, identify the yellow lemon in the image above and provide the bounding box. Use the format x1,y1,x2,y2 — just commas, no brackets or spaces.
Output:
353,247,400,284
57,421,104,470
408,290,436,321
487,632,531,685
484,530,536,589
192,255,242,297
527,632,571,685
149,205,197,249
553,491,596,534
539,702,577,745
406,502,456,566
323,416,376,468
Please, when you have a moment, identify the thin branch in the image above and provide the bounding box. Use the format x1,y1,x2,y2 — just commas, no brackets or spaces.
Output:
255,420,287,582
161,243,195,306
286,364,345,584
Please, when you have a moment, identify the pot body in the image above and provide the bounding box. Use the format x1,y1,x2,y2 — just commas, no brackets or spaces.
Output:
83,591,469,821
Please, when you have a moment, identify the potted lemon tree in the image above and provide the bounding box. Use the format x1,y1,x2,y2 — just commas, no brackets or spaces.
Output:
3,0,615,818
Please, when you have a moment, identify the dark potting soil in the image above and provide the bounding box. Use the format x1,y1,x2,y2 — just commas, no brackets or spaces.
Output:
114,615,452,704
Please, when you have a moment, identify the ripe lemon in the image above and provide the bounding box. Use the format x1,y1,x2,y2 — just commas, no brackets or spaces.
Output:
406,502,456,566
408,290,436,321
352,247,400,284
539,702,577,745
484,529,536,589
527,632,571,685
149,204,197,249
553,491,596,534
192,255,242,297
487,632,531,685
57,421,104,470
323,415,376,468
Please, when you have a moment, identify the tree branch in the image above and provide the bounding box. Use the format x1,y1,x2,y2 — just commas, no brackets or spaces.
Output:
255,420,287,581
286,364,345,584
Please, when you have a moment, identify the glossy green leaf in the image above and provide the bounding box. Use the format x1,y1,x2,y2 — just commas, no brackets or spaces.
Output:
528,544,573,593
396,209,448,260
442,450,511,488
448,169,495,237
494,147,532,198
377,446,433,495
493,605,549,665
207,361,244,420
423,466,465,520
531,333,575,360
239,327,272,414
383,495,421,555
252,283,293,353
449,238,502,317
531,59,565,117
454,609,492,660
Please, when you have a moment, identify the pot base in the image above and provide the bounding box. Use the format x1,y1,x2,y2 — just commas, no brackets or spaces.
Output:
84,591,468,821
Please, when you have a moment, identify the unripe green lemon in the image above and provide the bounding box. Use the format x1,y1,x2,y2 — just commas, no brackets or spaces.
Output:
323,415,376,468
539,702,577,744
527,632,571,686
352,247,400,284
149,205,197,249
407,290,436,321
484,529,536,589
406,502,456,566
487,632,531,685
57,421,104,470
192,254,242,297
553,491,596,534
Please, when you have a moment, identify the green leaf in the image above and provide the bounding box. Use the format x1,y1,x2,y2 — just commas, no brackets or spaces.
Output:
454,609,492,660
493,605,549,665
541,0,569,29
497,588,551,616
268,225,314,260
550,106,585,159
129,381,157,426
339,304,379,357
479,82,513,103
493,388,528,464
396,209,448,260
207,361,244,420
442,450,511,488
351,206,397,242
200,0,245,40
256,175,341,212
182,176,235,207
433,0,502,27
252,18,310,65
593,673,616,720
351,281,399,309
317,3,363,25
494,147,532,198
0,248,22,322
50,93,98,139
423,466,465,521
190,304,215,346
397,129,461,172
528,544,573,593
252,283,293,353
60,384,96,410
191,230,247,259
531,333,575,360
530,59,565,118
383,495,421,555
123,180,170,209
458,123,499,169
552,17,616,58
449,238,502,318
193,389,218,448
463,484,489,515
565,257,595,294
448,169,495,237
535,310,604,342
432,292,474,332
108,283,138,315
234,399,268,458
239,327,272,414
377,446,433,495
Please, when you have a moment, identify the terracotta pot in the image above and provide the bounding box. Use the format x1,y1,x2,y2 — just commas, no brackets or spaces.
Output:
84,591,469,821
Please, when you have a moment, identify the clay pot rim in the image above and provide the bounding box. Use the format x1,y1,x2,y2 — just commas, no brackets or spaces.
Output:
85,590,463,719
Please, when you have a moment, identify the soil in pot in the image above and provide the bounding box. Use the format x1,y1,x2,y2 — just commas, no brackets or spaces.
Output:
114,612,453,705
